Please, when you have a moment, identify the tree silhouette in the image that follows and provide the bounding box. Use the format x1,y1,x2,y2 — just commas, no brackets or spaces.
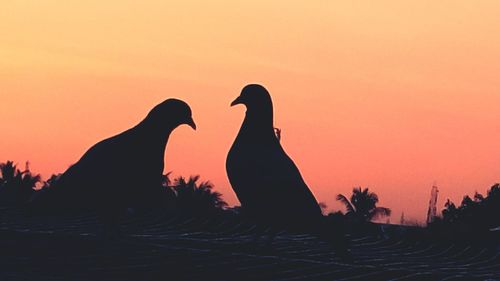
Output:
440,183,500,231
0,161,41,206
441,199,459,223
39,174,62,191
0,161,17,184
172,175,227,215
161,172,172,187
336,187,391,222
17,170,41,203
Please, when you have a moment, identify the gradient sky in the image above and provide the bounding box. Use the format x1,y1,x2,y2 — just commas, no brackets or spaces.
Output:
1,1,499,222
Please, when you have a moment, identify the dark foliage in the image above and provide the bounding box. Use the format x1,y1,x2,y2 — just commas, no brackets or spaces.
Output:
336,187,391,223
0,161,41,206
433,184,500,232
170,175,228,216
2,161,228,217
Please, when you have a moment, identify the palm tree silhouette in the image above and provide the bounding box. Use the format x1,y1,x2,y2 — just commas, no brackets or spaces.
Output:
336,187,391,222
172,175,227,215
0,161,17,185
17,170,41,203
161,172,172,187
0,161,41,205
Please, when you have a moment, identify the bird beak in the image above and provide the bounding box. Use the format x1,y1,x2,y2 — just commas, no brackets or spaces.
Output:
186,117,196,130
230,96,244,107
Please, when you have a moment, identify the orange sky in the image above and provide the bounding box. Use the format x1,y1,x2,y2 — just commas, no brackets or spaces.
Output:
1,1,500,222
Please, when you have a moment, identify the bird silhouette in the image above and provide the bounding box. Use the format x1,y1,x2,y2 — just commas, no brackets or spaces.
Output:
226,84,323,234
31,99,196,234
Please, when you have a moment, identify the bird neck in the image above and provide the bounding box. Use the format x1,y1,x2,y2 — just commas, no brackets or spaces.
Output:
242,108,275,136
135,119,174,146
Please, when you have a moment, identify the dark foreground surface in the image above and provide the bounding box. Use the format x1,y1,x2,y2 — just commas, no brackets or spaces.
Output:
1,209,499,281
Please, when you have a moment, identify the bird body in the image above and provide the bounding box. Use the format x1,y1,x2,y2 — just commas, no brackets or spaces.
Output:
56,126,166,210
226,85,322,231
32,99,196,217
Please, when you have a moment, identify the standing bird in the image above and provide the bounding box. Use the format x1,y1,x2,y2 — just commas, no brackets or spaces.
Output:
31,99,196,233
226,84,324,234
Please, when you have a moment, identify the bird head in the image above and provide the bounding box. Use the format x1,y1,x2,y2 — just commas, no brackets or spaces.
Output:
147,98,196,132
231,84,273,112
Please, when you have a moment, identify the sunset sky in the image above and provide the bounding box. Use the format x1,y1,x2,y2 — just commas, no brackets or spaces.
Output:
1,1,499,222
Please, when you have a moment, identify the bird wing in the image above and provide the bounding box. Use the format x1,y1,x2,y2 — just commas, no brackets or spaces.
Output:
255,143,322,219
53,131,140,208
225,146,257,210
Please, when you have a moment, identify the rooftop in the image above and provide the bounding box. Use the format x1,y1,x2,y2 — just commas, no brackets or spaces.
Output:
1,209,499,281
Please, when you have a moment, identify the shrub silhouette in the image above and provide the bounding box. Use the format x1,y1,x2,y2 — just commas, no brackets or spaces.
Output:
0,159,227,218
170,175,227,215
33,171,227,216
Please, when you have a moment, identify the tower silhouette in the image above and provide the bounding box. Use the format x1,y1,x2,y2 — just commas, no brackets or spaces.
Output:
426,183,439,225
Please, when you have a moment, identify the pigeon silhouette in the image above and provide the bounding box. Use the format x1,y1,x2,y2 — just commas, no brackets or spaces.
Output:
31,98,196,230
226,84,323,233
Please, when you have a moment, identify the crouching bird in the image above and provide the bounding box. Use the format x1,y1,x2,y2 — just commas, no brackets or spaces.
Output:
226,84,349,256
31,99,196,236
